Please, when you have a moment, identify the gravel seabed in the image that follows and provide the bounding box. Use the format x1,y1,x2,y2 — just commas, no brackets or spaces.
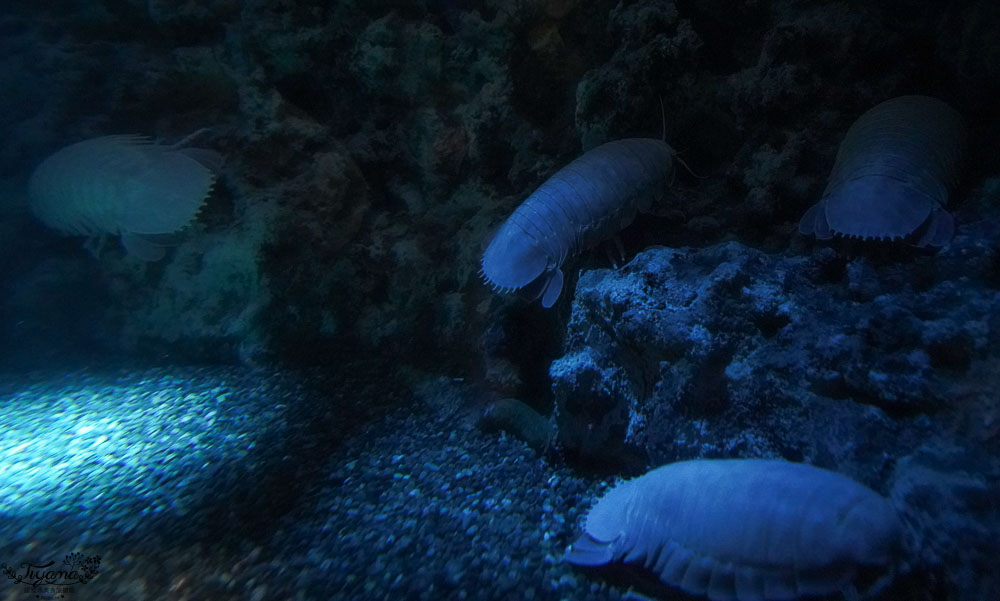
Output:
0,365,643,601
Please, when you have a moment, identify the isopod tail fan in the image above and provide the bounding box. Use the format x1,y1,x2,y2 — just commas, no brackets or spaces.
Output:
799,95,965,247
520,268,564,308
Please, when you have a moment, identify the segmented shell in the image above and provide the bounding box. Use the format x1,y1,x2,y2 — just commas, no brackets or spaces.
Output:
566,459,904,601
799,95,965,246
481,138,675,307
28,135,217,260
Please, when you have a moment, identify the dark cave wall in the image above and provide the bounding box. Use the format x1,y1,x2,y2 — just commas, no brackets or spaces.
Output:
1,0,999,375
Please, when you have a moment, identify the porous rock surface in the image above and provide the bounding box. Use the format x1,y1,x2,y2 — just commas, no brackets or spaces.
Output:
551,189,1000,598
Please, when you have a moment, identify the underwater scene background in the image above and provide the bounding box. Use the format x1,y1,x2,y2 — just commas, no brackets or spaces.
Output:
0,1,998,600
